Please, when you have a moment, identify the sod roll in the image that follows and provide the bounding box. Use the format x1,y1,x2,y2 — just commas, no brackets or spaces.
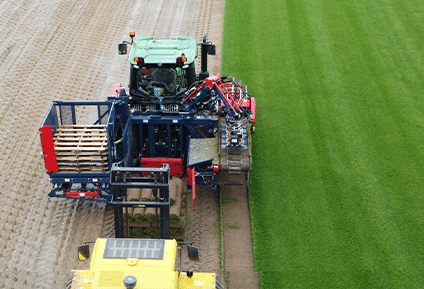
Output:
169,178,180,206
123,207,134,222
141,188,156,222
169,179,182,224
133,207,145,223
170,187,176,206
144,227,158,237
145,207,156,223
140,188,153,201
170,228,183,237
127,188,142,201
132,227,143,236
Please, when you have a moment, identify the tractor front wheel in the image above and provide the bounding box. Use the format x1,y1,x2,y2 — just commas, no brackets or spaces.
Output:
216,276,226,289
65,276,73,289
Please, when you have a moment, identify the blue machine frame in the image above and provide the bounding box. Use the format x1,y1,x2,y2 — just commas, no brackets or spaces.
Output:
122,113,218,166
40,95,219,202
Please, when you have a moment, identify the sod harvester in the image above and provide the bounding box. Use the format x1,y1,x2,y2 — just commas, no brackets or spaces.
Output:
39,32,255,239
40,31,255,289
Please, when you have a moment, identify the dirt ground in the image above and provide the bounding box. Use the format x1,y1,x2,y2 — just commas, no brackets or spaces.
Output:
0,0,260,287
221,173,259,289
0,0,228,287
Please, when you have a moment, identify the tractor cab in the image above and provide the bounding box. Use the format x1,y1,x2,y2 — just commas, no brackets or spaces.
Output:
119,35,199,112
136,66,187,97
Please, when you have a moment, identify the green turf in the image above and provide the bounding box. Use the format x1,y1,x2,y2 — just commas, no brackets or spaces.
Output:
222,0,424,287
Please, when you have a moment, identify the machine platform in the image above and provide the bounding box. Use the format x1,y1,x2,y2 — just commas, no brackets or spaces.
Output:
187,137,219,168
54,125,109,173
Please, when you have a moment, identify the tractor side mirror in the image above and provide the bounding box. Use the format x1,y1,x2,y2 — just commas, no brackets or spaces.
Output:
78,244,90,261
208,44,216,55
188,245,199,261
118,43,128,55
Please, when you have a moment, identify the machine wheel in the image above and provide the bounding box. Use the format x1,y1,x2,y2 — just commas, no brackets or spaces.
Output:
65,276,73,289
216,276,226,289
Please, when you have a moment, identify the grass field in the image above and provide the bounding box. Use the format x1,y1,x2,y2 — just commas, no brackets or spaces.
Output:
222,0,424,287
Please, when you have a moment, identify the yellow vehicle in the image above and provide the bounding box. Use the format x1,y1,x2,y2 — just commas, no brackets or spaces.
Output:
67,238,225,289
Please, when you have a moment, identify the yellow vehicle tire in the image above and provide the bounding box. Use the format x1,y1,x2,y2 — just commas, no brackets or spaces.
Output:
216,277,226,289
65,276,73,289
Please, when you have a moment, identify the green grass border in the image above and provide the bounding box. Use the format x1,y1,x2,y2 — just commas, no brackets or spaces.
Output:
218,185,228,285
223,0,424,287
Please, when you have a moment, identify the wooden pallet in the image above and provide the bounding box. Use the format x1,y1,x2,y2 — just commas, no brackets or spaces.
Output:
54,125,109,173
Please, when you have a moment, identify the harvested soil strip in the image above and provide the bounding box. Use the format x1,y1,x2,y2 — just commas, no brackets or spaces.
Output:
221,172,259,289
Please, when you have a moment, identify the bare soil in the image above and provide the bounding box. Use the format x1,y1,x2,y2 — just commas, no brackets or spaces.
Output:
0,0,257,288
221,172,259,289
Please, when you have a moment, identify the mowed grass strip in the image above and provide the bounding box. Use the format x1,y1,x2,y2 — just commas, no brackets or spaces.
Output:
222,0,424,287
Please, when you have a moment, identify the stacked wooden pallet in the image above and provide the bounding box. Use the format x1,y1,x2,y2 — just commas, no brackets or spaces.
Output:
53,125,109,173
123,178,186,240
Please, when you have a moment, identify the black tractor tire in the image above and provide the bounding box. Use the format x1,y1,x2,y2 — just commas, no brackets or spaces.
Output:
65,276,73,289
216,276,226,289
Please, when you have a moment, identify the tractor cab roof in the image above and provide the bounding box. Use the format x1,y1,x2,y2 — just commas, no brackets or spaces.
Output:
129,36,198,66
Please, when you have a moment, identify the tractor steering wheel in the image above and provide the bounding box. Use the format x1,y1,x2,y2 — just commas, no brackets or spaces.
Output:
149,81,169,91
149,81,175,94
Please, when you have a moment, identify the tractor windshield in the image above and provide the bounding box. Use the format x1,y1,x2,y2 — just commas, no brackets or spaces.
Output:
136,67,188,97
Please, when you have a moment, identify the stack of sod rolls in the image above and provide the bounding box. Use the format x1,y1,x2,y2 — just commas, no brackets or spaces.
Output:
123,177,186,239
142,188,156,223
129,188,143,222
169,178,183,224
123,188,139,222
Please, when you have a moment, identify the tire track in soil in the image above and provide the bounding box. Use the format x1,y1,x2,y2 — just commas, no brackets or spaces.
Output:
0,0,225,287
183,185,220,275
30,200,79,288
0,0,128,287
0,0,74,124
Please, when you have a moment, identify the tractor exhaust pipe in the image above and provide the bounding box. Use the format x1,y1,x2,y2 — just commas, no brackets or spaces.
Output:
199,34,216,81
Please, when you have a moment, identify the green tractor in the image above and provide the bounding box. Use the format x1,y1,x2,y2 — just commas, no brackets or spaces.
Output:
118,32,216,112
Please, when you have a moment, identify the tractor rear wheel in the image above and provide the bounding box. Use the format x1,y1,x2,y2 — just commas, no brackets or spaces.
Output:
216,276,226,289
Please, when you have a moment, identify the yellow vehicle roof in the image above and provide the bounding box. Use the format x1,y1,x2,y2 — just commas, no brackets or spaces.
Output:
72,238,178,288
70,238,216,289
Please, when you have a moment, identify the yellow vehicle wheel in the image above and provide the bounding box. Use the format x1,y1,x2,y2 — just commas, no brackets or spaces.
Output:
65,276,73,289
216,277,226,289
